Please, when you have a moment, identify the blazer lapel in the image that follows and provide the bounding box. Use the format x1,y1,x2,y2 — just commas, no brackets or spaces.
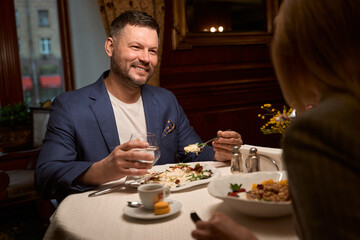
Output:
89,77,120,152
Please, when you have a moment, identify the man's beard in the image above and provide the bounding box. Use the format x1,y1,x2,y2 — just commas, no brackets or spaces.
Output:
110,57,153,88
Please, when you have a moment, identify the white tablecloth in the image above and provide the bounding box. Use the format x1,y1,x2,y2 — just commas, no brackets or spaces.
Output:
44,147,298,240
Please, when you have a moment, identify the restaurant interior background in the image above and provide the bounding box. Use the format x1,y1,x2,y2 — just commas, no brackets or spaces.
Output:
0,0,285,238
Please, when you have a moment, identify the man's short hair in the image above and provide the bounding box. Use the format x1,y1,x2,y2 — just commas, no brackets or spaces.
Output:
109,10,160,38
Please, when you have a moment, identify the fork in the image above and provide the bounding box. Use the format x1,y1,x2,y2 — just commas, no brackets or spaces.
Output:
205,136,219,145
199,129,231,150
204,129,231,145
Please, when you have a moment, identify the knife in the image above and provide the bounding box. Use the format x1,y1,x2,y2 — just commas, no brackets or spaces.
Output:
190,211,202,223
88,172,163,197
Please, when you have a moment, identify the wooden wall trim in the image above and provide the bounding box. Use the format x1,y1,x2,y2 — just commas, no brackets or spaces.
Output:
161,77,276,91
161,62,273,74
57,0,75,92
161,61,282,113
161,62,277,91
175,84,283,112
0,0,23,106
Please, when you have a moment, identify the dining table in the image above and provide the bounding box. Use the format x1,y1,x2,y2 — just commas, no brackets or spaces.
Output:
43,145,298,240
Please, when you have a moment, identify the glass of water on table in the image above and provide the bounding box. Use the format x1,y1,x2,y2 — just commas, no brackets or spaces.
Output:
129,132,161,165
126,132,161,184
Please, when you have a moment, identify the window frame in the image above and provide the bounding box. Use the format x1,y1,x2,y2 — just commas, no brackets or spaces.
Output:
0,0,74,107
40,37,52,55
38,9,50,27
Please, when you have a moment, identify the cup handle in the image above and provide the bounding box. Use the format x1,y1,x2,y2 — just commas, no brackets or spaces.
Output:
164,188,170,198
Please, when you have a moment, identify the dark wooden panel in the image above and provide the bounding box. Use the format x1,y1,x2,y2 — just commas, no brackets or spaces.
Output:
160,0,286,148
186,105,283,148
57,0,75,91
0,0,23,106
0,148,41,171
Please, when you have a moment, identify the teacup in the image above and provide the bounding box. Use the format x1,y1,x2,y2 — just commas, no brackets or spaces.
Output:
138,184,170,210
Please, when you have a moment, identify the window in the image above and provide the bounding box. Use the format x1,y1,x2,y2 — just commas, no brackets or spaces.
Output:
40,38,52,55
15,9,19,27
38,10,49,27
18,38,21,54
0,0,74,107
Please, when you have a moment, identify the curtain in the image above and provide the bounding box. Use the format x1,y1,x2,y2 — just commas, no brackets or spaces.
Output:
97,0,165,86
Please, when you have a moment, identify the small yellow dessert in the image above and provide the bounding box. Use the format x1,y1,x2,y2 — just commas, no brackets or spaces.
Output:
154,201,170,215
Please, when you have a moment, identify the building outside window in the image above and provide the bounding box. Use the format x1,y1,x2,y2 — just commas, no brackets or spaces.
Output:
38,9,49,27
40,38,52,55
15,9,19,27
18,38,21,55
15,0,64,106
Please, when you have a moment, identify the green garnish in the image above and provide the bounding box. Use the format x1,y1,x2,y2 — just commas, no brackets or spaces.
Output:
230,183,243,191
177,163,189,167
186,170,211,182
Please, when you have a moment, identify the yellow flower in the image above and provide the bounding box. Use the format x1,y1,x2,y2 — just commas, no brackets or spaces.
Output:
258,103,292,135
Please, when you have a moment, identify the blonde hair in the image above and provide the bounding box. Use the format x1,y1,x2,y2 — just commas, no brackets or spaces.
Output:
272,0,360,112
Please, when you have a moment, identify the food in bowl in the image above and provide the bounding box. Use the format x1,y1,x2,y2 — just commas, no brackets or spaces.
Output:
208,171,291,217
247,179,290,202
227,179,290,202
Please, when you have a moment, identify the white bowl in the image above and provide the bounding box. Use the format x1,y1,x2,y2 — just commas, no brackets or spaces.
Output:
208,171,292,218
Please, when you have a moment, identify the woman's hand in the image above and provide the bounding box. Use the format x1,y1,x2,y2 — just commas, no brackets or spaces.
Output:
191,212,257,240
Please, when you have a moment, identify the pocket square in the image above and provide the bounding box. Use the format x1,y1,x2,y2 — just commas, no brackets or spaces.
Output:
162,120,175,138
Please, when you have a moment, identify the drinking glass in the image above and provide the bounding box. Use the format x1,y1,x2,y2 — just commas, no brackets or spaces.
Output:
129,132,161,165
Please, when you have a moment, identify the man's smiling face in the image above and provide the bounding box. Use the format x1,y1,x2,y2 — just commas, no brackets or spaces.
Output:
110,24,159,88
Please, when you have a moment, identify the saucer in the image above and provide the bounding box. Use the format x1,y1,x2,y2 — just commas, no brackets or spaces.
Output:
123,199,182,220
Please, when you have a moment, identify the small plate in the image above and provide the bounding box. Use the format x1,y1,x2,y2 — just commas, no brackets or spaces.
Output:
123,199,182,220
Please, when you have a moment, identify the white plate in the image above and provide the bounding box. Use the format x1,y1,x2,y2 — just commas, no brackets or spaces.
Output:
123,199,182,220
146,162,221,192
208,171,292,218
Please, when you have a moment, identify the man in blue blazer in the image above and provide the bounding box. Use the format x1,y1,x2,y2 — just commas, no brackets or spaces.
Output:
35,10,242,203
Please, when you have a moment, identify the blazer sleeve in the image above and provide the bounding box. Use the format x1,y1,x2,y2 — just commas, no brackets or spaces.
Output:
34,95,95,202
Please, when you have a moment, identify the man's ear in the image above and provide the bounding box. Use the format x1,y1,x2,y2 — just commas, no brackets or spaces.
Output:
105,37,114,57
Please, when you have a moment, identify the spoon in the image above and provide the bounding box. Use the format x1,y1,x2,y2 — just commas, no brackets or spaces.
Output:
127,201,143,208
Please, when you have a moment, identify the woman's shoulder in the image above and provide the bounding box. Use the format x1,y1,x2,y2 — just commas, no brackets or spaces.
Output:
286,93,360,154
295,93,359,124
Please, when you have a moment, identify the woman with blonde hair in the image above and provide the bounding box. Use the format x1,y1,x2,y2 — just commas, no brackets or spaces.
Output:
192,0,360,239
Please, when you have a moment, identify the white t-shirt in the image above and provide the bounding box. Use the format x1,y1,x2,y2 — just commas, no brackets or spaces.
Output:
108,91,147,144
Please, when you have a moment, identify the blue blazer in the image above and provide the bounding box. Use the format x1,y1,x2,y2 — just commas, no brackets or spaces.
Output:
35,71,215,201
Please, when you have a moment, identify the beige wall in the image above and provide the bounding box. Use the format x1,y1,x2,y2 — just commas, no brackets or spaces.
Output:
68,0,109,89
